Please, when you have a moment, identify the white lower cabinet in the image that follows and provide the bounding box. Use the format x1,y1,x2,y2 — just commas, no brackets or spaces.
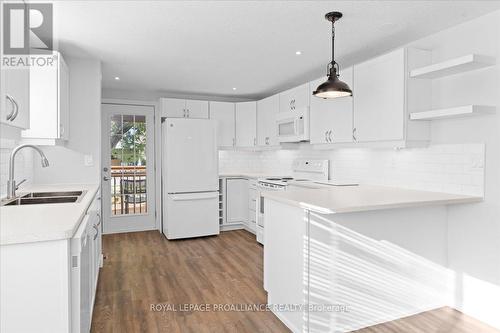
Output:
309,67,354,144
264,199,306,332
72,190,102,333
0,190,102,333
221,177,257,234
225,178,249,224
247,179,257,233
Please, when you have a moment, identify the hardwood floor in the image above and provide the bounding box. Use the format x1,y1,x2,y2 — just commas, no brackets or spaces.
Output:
91,230,499,333
90,230,290,333
350,307,500,333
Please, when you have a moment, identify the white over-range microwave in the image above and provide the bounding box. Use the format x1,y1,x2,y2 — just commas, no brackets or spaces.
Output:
275,107,310,143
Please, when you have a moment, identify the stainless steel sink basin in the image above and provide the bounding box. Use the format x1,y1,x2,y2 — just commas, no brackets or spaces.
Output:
5,196,79,206
1,190,86,206
27,191,83,198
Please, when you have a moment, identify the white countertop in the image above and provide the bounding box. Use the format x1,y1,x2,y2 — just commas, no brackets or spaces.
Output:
262,184,482,214
0,184,99,246
219,172,291,179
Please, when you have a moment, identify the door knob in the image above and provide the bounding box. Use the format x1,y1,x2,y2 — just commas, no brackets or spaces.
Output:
103,176,110,181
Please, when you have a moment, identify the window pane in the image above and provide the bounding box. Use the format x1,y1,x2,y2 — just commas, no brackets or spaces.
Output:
109,113,148,216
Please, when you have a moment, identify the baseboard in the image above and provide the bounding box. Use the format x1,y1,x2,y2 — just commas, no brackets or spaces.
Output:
220,223,244,232
243,225,256,235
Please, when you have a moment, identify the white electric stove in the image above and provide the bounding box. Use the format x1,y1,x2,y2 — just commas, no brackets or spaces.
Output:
255,159,330,244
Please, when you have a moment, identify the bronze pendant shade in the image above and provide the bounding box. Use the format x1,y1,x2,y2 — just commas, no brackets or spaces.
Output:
313,11,353,99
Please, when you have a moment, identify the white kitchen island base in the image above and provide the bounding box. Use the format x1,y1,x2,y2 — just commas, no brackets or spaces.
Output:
263,186,480,333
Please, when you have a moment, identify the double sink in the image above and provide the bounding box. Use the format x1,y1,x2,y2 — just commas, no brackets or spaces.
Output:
2,191,86,206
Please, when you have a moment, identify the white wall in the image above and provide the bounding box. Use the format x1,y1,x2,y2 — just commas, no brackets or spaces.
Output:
410,10,500,328
33,58,102,184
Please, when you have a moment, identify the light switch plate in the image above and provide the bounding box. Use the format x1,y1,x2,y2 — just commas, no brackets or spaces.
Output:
84,154,94,166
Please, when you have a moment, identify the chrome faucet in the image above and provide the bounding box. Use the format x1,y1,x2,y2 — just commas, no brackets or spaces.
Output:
7,144,50,199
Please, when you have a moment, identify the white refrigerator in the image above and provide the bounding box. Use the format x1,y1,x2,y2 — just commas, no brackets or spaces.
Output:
162,118,219,239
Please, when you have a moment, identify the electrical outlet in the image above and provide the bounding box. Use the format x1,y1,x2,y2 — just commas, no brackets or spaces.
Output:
84,154,94,167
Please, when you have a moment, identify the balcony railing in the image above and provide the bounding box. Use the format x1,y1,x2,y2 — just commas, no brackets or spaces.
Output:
111,165,148,215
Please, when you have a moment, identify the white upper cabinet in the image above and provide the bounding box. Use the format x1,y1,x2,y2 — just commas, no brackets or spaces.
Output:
279,82,310,113
353,48,431,146
235,101,257,147
160,98,209,118
310,67,354,144
353,49,405,142
160,98,185,118
185,99,209,118
1,67,30,129
209,101,235,147
22,52,70,142
257,94,280,146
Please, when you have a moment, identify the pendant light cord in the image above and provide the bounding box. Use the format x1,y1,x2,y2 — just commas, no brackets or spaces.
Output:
331,21,335,68
328,20,340,78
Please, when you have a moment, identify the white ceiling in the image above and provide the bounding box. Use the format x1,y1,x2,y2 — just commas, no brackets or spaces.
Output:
52,0,500,100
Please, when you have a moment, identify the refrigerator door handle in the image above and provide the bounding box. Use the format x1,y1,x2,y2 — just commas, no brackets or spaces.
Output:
169,192,218,201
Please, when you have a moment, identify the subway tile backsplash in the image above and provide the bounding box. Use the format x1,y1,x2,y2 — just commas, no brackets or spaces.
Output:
219,143,485,197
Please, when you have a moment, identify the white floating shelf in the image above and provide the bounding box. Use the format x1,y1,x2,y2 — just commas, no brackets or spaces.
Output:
410,105,496,120
409,54,495,79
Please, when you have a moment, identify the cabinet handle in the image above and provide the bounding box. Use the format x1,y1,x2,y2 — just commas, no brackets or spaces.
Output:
183,109,186,117
325,131,328,142
10,97,19,121
187,109,190,118
352,128,357,142
93,224,99,240
328,130,333,142
5,95,17,121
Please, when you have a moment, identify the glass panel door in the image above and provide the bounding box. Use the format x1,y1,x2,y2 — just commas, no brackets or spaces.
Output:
101,104,155,234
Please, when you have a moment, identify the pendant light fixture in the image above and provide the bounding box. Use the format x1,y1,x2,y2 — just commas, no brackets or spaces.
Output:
313,11,352,99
